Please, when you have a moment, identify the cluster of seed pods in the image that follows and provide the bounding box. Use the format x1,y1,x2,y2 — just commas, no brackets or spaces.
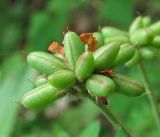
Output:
22,18,156,109
103,16,160,64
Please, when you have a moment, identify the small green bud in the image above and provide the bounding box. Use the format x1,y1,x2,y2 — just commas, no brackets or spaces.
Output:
151,36,160,48
101,27,127,38
142,16,151,27
112,73,145,97
125,50,140,67
75,51,94,81
94,43,120,71
130,28,153,46
140,47,155,60
93,32,104,48
85,74,115,97
48,70,76,89
22,84,67,109
129,16,143,34
35,76,48,87
112,43,136,67
149,21,160,35
27,51,67,75
63,31,85,70
104,35,129,45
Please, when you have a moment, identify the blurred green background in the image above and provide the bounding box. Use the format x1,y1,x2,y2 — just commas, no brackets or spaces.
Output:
0,0,160,137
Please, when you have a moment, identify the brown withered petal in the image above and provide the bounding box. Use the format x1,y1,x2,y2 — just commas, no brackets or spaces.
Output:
97,96,108,105
100,69,113,75
80,33,97,52
48,41,64,56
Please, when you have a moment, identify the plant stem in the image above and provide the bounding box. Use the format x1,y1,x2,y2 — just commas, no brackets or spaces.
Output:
75,84,133,137
86,94,133,137
138,59,160,130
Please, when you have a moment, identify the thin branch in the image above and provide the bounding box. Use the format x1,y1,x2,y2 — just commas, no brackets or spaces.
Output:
138,58,160,131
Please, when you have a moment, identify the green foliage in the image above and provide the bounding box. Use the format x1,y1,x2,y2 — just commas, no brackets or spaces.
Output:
1,1,160,137
57,131,70,137
27,0,72,51
99,0,134,28
0,54,36,137
79,121,100,137
115,128,127,137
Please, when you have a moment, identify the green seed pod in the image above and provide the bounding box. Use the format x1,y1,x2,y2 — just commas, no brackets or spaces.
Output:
129,16,143,34
112,73,145,97
63,31,85,70
149,21,160,35
93,32,104,48
142,16,151,27
94,43,120,71
112,43,136,67
35,76,48,87
101,27,128,38
27,51,67,75
54,53,65,60
140,47,155,60
75,51,94,81
151,36,160,48
104,35,129,45
21,83,67,109
48,70,76,89
125,49,140,67
130,28,153,46
85,74,115,97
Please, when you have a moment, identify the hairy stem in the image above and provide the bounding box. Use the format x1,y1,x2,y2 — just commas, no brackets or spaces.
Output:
87,94,133,137
138,58,160,130
75,84,133,137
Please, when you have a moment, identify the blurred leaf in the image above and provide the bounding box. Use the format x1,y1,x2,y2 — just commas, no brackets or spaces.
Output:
125,101,157,137
0,53,36,137
1,24,22,51
27,0,72,51
79,121,100,137
22,134,36,137
0,1,27,54
114,128,127,137
99,0,134,29
59,99,99,136
27,11,56,51
57,130,70,137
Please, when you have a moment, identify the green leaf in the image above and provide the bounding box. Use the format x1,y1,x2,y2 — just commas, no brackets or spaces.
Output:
57,130,70,137
0,53,36,137
115,128,127,137
79,121,100,137
27,0,72,51
99,0,134,29
22,134,36,137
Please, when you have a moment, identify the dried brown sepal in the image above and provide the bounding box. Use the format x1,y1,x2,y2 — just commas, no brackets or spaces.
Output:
48,41,64,56
100,69,113,75
80,33,97,52
97,96,108,105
